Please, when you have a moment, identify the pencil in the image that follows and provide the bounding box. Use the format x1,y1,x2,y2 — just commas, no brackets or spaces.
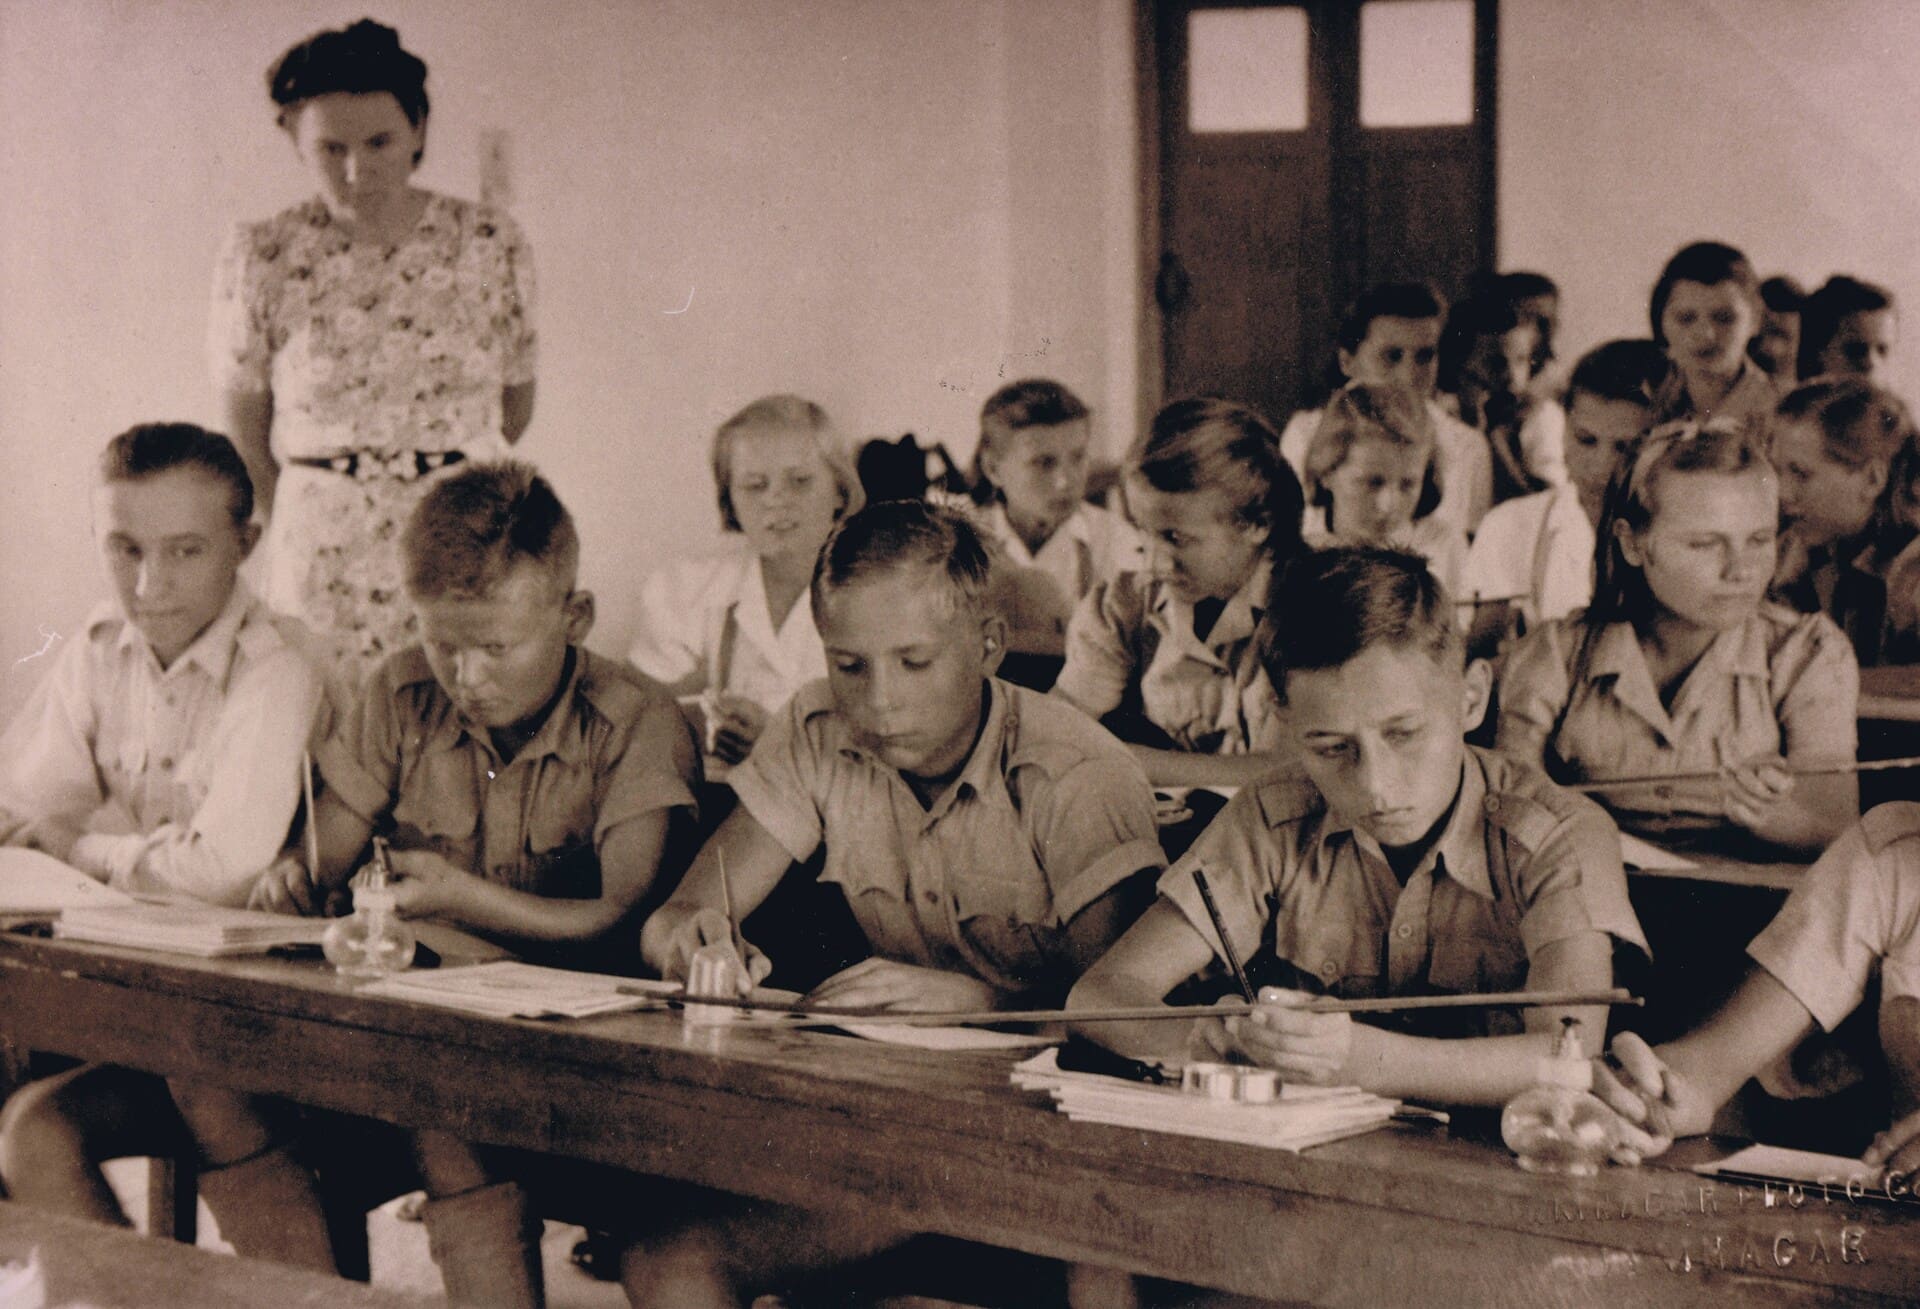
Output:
301,750,321,878
717,848,740,959
1191,868,1256,1004
1569,754,1920,793
611,986,1642,1028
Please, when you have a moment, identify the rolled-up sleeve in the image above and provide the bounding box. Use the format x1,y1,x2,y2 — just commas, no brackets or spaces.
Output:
314,672,407,827
727,690,828,863
1156,791,1279,973
1025,756,1163,924
1776,614,1859,763
1054,578,1139,720
1747,817,1899,1031
1510,803,1647,962
1495,620,1574,760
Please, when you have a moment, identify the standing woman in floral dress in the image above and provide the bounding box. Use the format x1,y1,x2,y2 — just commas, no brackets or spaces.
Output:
211,19,537,678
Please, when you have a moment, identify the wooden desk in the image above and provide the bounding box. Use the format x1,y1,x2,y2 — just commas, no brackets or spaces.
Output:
0,1198,432,1308
1,934,1916,1306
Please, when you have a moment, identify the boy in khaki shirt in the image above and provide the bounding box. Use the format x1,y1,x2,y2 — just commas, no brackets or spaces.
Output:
626,499,1162,1306
1071,546,1648,1105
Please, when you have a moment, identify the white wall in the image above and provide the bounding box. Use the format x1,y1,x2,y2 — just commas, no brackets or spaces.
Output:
1499,0,1920,371
0,0,1140,718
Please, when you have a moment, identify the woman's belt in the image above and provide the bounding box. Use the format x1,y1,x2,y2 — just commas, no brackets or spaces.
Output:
286,449,467,482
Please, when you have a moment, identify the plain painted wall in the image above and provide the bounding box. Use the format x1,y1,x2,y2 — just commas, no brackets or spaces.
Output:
5,0,1918,722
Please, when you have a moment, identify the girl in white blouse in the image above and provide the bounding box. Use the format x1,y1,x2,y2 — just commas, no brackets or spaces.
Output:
629,396,864,770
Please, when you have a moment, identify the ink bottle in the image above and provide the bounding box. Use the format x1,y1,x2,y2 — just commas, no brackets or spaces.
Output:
1500,1016,1615,1176
683,939,746,1027
323,836,417,979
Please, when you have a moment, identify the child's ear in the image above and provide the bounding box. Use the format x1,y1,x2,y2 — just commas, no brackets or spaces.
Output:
563,589,596,645
1612,518,1647,569
980,613,1008,674
1461,657,1493,733
237,520,263,560
1335,346,1357,381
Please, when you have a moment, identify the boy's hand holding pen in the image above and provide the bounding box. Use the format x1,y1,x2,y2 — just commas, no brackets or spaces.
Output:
657,906,772,995
248,853,327,916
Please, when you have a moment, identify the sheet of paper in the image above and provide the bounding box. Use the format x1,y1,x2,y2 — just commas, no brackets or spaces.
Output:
1617,831,1699,871
834,1022,1052,1051
0,847,135,913
1693,1143,1871,1188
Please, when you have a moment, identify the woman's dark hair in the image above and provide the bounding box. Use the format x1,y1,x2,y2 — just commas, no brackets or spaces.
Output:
1437,294,1523,399
1127,397,1306,567
1565,339,1667,410
1796,275,1897,380
268,19,430,159
1758,275,1807,315
1648,242,1759,347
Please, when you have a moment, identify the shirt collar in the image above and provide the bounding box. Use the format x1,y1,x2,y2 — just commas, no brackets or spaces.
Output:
836,677,1014,826
1582,614,1768,684
1146,555,1272,649
109,581,260,685
1315,754,1494,901
988,503,1093,570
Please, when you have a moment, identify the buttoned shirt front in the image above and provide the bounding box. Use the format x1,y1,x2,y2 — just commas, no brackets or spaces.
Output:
1158,746,1646,1037
318,647,699,898
0,584,324,906
729,677,1163,994
1496,606,1858,837
1055,559,1283,756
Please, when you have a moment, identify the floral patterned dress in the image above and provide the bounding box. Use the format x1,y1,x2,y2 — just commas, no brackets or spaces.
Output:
209,192,537,679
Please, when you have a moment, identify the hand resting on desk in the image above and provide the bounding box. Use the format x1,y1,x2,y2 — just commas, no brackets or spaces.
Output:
645,903,772,992
246,854,347,917
1193,986,1356,1087
806,958,1001,1013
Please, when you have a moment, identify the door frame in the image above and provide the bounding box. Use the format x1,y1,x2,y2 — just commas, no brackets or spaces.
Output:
1136,0,1500,418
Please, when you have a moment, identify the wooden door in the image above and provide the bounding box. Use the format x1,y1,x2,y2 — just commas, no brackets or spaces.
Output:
1153,0,1497,425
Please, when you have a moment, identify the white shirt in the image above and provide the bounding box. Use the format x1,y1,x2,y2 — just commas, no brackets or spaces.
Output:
629,549,825,715
1462,483,1595,629
0,583,325,906
982,500,1143,605
1281,397,1494,538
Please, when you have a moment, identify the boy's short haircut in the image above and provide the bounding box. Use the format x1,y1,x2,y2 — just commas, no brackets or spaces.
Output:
1334,282,1447,355
1648,241,1759,346
1302,383,1442,519
98,423,255,529
811,499,993,623
1797,275,1898,379
709,394,864,533
972,378,1093,500
1259,546,1462,705
402,460,579,600
1492,270,1559,304
1565,339,1667,410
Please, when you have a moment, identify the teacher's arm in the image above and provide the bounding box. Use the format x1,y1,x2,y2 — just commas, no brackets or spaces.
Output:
224,388,277,517
502,381,536,445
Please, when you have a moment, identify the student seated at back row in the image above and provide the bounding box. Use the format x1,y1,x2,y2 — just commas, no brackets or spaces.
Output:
1649,241,1779,431
250,460,700,1306
1596,801,1920,1176
1279,282,1494,538
969,378,1142,660
1070,547,1648,1108
1301,382,1466,596
1496,420,1858,859
1462,339,1666,638
624,499,1163,1307
0,425,334,1270
629,395,863,771
1054,397,1306,790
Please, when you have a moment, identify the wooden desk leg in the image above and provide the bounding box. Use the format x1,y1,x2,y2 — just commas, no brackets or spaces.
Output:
146,1156,198,1245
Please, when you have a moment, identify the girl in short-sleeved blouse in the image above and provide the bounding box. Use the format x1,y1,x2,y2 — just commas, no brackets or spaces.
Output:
210,22,537,678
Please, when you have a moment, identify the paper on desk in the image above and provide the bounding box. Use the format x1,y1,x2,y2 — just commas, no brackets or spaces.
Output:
834,1022,1051,1051
0,848,135,913
357,962,664,1019
1617,831,1699,871
1692,1143,1872,1188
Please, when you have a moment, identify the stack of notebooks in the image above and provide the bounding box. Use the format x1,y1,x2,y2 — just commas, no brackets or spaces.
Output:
1012,1048,1409,1151
53,902,331,957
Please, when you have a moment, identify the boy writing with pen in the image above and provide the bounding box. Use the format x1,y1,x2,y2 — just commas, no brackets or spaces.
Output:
623,499,1163,1306
250,459,700,1307
1069,546,1650,1106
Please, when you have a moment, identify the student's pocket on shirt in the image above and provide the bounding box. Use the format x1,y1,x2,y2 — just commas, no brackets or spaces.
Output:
952,873,1056,983
1427,920,1528,997
391,785,478,867
525,804,600,899
818,855,922,959
1270,914,1376,997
